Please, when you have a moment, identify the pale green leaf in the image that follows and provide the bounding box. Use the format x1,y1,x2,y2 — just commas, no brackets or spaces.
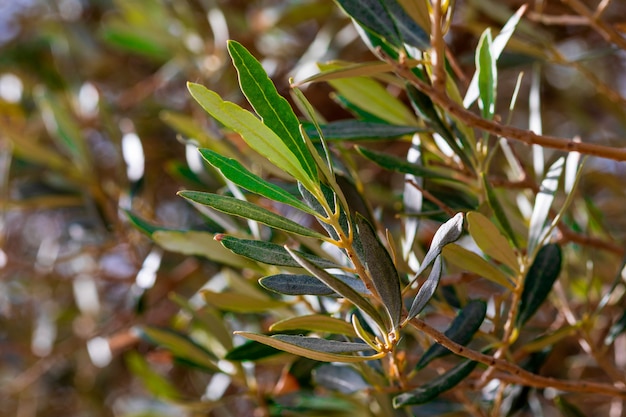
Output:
466,211,519,272
442,244,514,290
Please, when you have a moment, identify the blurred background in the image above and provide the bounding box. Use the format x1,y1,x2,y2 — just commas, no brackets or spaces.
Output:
2,0,626,416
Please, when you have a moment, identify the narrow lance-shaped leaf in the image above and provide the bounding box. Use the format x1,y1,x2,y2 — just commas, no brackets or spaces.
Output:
406,255,443,321
270,315,357,337
466,211,518,272
412,213,464,280
187,82,317,191
234,332,383,363
442,244,515,290
227,40,318,184
178,191,326,239
476,29,497,120
415,300,487,369
201,290,289,313
356,214,403,330
516,243,562,327
218,235,339,269
303,120,424,141
527,157,564,255
198,148,319,216
393,359,478,407
481,172,519,248
402,135,423,266
285,246,388,333
357,146,457,181
260,273,369,297
464,5,526,107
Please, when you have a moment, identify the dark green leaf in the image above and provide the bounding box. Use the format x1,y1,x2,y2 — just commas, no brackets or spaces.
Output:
415,300,487,369
356,214,402,329
357,146,456,181
407,255,443,321
393,359,478,407
273,335,372,353
314,364,370,394
227,40,318,184
198,148,318,216
225,339,282,361
219,235,339,268
125,351,181,400
286,247,387,332
516,244,562,327
304,120,423,141
260,273,369,297
125,210,168,236
178,191,326,239
335,0,429,50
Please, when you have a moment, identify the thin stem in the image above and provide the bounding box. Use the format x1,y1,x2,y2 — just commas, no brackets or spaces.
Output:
409,317,626,397
430,0,446,92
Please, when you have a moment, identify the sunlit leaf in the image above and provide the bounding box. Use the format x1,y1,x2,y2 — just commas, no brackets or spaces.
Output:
219,235,339,268
228,40,318,183
393,359,477,407
187,82,317,191
235,332,382,363
125,351,182,400
270,315,357,337
356,214,402,329
413,213,464,279
179,191,327,239
319,63,417,126
476,29,496,120
528,157,564,254
466,211,519,272
199,148,318,216
442,244,514,290
516,243,562,327
415,300,486,369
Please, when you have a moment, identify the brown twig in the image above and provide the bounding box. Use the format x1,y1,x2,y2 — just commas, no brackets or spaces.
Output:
560,0,626,51
406,179,456,217
384,54,626,162
409,317,626,397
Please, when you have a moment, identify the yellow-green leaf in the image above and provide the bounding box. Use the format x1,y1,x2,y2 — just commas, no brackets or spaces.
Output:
467,211,519,272
270,315,356,337
442,244,514,290
201,290,288,313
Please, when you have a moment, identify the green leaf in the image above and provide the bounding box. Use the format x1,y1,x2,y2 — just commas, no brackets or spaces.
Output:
393,359,478,407
304,120,424,141
335,0,429,50
199,148,318,216
314,364,370,394
227,40,318,184
464,5,526,107
415,300,486,370
476,29,497,120
442,244,514,290
270,315,357,337
528,157,564,254
516,244,562,327
125,351,182,400
235,332,382,363
286,247,387,332
187,82,317,191
260,273,369,297
201,290,289,313
219,235,339,268
152,230,257,270
179,191,327,239
357,146,458,181
356,214,403,330
138,326,219,372
466,211,519,272
406,255,443,321
319,63,417,126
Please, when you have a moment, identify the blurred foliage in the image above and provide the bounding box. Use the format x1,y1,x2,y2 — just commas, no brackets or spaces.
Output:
2,0,626,416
